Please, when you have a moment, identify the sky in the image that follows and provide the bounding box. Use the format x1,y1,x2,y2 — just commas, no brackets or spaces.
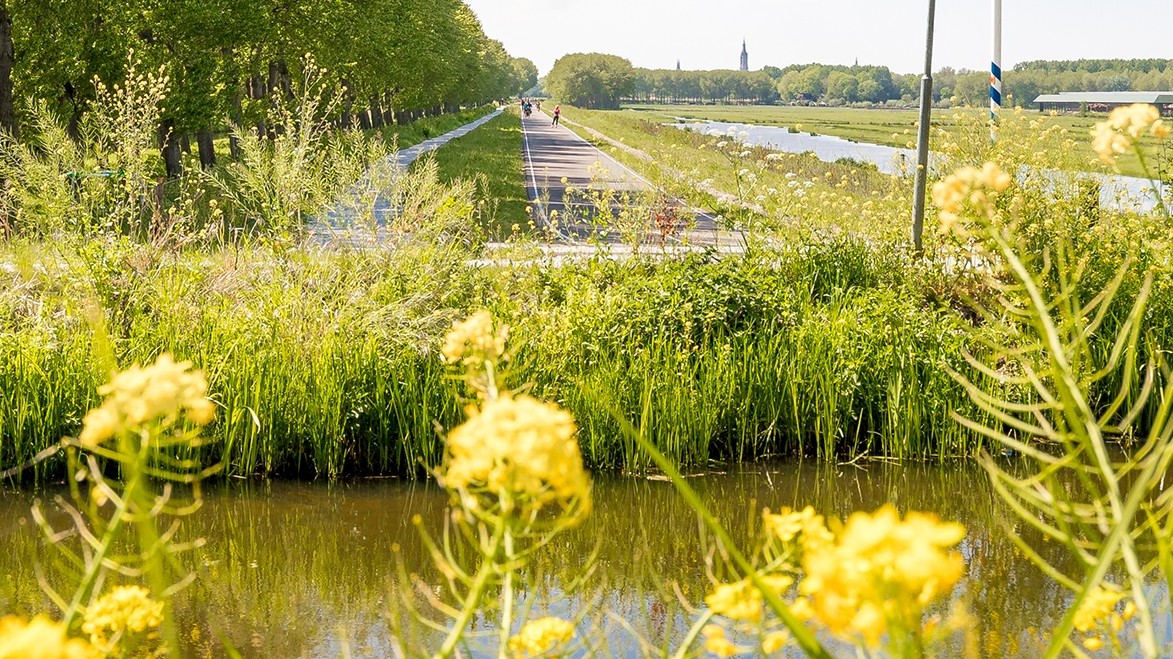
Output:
465,0,1172,76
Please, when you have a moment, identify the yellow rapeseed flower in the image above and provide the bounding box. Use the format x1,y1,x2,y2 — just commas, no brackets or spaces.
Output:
761,630,789,653
1073,585,1124,633
79,354,215,448
444,394,590,509
704,575,792,622
441,310,507,366
701,625,739,657
507,617,574,657
82,585,164,650
0,615,96,659
1092,104,1168,164
1090,122,1131,165
763,506,833,550
799,505,965,648
931,162,1011,230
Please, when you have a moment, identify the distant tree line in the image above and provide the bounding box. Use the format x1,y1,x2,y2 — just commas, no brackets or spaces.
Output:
0,0,534,176
626,69,779,104
583,57,1173,109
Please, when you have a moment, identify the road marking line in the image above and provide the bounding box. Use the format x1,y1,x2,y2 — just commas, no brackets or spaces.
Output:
521,113,572,242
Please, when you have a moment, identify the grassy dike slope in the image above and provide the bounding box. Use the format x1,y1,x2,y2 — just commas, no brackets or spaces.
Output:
427,108,528,239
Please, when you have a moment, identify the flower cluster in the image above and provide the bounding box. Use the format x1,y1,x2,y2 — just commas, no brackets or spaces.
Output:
762,506,833,548
0,615,95,659
701,624,739,657
1090,103,1170,165
81,586,164,651
443,394,590,512
704,575,793,622
507,617,575,657
78,354,215,448
797,505,966,648
1073,585,1134,651
931,162,1012,233
441,310,508,367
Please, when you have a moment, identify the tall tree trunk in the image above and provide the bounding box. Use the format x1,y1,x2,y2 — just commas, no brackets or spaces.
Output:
339,79,353,130
159,120,182,178
0,0,14,137
250,73,268,138
369,96,384,129
229,85,243,158
196,129,216,169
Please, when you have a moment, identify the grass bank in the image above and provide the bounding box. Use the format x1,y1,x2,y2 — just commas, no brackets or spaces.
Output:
1,232,1004,481
623,103,1166,180
427,108,527,239
386,105,497,150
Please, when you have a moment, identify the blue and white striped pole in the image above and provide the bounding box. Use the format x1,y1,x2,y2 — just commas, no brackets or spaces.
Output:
990,0,1003,135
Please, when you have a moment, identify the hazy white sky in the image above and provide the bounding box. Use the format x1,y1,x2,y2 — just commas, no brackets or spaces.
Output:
465,0,1172,75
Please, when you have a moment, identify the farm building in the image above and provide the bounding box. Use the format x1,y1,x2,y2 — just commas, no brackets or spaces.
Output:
1032,91,1173,114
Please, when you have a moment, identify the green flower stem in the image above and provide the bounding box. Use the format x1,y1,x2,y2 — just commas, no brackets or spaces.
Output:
993,232,1159,658
62,465,139,628
670,610,713,659
614,412,831,659
435,515,506,659
498,521,515,659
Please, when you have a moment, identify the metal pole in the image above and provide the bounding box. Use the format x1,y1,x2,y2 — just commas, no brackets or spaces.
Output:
990,0,1003,134
911,0,936,253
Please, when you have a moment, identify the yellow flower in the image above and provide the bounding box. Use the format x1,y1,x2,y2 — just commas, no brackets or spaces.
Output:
1092,104,1166,164
0,615,96,659
701,625,738,657
763,506,833,550
1090,122,1131,165
931,162,1011,229
1073,586,1124,633
704,635,738,657
799,505,965,648
1082,636,1103,651
761,630,789,653
441,310,507,366
79,354,215,448
507,617,574,657
444,394,590,510
704,575,792,622
82,586,164,649
1108,103,1159,137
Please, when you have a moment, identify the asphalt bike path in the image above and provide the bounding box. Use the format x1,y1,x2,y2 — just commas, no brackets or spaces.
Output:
311,107,504,245
520,110,738,249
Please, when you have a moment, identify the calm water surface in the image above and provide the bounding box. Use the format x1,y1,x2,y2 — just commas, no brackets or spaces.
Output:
675,120,1169,212
1,462,1082,656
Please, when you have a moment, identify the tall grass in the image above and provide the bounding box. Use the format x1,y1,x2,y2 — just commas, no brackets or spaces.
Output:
1,229,1003,480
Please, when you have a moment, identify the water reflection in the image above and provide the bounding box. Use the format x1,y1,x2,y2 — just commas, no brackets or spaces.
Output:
1,462,1084,656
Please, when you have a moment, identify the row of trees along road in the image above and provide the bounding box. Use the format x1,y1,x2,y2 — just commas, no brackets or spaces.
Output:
0,0,538,177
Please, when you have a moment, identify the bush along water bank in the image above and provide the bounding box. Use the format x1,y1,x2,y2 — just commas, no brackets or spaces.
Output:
7,222,1153,482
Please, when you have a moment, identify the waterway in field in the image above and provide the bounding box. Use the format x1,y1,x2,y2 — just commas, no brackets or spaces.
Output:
674,120,1169,213
0,461,1141,656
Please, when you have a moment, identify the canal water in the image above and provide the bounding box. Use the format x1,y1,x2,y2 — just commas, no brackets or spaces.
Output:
675,120,1169,213
0,462,1089,656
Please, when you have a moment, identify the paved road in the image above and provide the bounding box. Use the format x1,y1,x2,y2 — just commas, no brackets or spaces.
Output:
521,110,738,248
310,108,504,246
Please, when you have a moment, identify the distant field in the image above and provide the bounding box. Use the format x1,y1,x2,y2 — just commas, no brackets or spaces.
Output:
625,104,1163,180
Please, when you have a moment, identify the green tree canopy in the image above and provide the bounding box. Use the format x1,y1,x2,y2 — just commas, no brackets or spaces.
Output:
546,53,634,109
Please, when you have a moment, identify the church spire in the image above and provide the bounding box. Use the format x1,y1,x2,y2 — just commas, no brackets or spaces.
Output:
739,40,749,72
